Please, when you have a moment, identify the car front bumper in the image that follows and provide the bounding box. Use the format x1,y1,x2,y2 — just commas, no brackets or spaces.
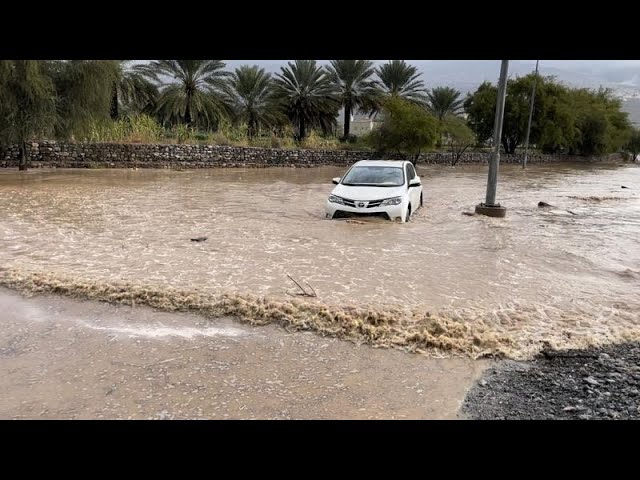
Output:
325,200,405,221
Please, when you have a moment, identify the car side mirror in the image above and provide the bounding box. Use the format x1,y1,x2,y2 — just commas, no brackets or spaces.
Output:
332,177,341,185
409,178,421,187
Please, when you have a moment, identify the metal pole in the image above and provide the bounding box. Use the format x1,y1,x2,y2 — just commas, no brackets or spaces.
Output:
485,60,509,206
522,60,539,169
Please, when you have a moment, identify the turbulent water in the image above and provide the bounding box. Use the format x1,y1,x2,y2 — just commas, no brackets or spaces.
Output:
1,163,639,359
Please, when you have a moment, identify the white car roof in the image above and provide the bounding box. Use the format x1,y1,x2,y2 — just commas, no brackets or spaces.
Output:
352,160,406,167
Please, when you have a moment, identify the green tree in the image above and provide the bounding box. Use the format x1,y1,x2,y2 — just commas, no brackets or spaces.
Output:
463,75,632,155
325,60,381,139
427,86,464,121
463,81,497,147
0,60,56,170
567,87,631,156
575,105,608,156
367,97,438,164
464,76,537,154
139,60,231,130
536,81,577,154
47,60,120,140
626,128,640,162
441,116,475,165
110,61,158,120
272,60,340,141
501,76,537,154
375,60,427,105
228,65,283,138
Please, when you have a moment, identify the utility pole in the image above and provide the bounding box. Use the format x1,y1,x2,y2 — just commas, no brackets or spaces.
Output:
522,60,539,169
476,60,509,218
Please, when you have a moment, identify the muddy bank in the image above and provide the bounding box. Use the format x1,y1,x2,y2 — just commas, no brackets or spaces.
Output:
0,288,486,419
462,342,640,419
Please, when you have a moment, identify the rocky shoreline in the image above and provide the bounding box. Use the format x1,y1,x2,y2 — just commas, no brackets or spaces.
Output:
463,342,640,420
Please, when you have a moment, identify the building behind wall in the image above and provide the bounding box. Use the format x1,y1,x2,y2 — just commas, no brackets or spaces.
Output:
336,111,384,137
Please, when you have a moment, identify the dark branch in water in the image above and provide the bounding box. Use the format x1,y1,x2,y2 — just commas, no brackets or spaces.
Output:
287,274,317,297
304,282,317,297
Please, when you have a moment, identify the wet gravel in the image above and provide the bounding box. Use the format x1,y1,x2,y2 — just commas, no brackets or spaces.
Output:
463,342,640,420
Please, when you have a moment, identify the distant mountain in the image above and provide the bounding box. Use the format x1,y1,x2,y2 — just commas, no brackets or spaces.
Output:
623,98,640,126
414,60,623,92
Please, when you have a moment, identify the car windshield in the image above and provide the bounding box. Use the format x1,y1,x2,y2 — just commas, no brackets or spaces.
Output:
341,166,404,187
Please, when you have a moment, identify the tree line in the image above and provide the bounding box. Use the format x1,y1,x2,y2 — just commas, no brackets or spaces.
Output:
2,59,639,170
465,74,635,156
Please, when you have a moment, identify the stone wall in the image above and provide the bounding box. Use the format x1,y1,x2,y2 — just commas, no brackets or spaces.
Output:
0,141,610,169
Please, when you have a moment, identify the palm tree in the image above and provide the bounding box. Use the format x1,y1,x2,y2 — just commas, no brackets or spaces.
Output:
375,60,427,105
325,60,381,139
427,86,464,121
228,65,283,138
0,60,56,170
110,61,158,120
139,60,231,129
272,60,340,141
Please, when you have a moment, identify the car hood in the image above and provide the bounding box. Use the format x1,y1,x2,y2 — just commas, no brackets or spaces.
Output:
331,184,406,201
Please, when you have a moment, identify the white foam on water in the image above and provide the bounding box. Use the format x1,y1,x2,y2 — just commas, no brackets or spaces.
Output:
78,320,248,339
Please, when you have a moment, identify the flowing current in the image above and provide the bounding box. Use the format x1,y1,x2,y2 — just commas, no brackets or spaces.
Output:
1,163,639,359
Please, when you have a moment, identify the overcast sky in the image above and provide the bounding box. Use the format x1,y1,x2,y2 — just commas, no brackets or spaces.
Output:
224,60,640,70
220,60,640,90
224,60,640,80
134,60,640,93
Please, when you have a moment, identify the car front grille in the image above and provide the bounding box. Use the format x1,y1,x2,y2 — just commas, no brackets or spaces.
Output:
333,210,391,220
341,198,384,208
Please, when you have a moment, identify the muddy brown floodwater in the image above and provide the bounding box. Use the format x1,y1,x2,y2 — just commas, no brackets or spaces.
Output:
1,163,639,360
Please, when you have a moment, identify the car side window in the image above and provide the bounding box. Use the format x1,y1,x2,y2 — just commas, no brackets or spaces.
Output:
406,163,416,181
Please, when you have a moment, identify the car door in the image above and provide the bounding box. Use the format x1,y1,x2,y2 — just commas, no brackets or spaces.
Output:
405,162,420,208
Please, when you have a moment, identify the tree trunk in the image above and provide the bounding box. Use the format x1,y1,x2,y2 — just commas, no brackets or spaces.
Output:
110,82,119,120
411,148,420,165
453,145,469,166
247,116,255,139
343,104,351,139
299,116,306,141
18,141,28,171
184,97,192,127
502,137,517,154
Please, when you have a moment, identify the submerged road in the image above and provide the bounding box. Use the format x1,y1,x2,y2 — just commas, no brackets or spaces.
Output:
0,288,487,419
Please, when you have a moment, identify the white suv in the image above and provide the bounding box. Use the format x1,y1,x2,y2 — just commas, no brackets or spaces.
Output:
325,160,423,222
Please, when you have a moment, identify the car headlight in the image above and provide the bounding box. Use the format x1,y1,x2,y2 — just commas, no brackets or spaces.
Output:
381,196,402,206
328,194,345,205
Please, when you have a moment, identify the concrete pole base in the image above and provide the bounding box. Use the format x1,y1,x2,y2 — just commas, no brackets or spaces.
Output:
475,203,507,218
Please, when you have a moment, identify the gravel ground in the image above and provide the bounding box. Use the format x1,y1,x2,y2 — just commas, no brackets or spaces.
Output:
463,342,640,420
